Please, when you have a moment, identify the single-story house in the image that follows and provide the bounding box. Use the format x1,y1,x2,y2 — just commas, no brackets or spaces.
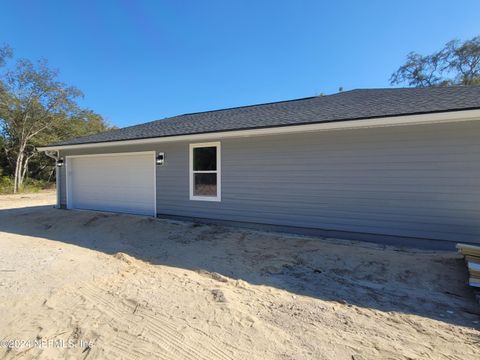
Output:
38,86,480,247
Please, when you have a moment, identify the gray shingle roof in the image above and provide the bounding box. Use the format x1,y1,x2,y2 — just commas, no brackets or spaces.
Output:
54,86,480,146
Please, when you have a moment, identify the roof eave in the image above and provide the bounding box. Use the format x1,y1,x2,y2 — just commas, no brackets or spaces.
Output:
37,109,480,152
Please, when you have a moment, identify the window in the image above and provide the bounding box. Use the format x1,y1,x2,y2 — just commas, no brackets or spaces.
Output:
189,142,221,201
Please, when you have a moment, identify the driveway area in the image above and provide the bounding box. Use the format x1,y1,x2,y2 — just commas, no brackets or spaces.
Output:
0,191,479,359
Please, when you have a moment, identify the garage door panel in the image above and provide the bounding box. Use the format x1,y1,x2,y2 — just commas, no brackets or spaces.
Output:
74,190,153,204
68,153,156,216
73,200,154,215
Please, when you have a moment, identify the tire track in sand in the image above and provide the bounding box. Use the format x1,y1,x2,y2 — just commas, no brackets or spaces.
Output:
76,281,235,360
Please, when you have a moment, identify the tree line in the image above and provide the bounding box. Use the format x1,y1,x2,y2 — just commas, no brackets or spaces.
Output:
0,45,114,193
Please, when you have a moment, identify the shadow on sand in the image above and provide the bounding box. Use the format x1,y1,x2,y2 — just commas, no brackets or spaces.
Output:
0,205,478,329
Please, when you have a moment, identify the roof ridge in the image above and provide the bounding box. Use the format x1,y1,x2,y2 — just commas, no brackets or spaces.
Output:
94,85,480,131
346,85,480,92
116,94,323,130
179,95,319,117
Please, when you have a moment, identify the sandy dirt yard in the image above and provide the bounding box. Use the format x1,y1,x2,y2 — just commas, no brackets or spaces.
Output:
0,191,479,359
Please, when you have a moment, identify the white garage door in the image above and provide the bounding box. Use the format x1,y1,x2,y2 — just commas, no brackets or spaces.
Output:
67,152,156,216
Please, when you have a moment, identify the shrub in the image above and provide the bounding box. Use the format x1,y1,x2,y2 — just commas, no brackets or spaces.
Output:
0,176,14,194
0,176,54,194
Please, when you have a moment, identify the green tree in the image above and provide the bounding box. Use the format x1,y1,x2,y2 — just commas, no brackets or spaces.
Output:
0,46,113,193
32,110,113,182
0,58,81,192
391,35,480,87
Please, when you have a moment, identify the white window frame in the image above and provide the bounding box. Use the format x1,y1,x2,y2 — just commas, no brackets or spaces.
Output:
189,142,221,202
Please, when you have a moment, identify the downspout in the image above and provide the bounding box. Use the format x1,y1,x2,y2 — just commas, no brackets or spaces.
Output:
45,150,61,209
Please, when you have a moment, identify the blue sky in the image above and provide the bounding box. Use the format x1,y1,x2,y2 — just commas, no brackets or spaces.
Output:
1,1,479,127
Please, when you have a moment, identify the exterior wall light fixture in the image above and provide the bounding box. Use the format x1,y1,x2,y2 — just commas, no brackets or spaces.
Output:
156,152,165,166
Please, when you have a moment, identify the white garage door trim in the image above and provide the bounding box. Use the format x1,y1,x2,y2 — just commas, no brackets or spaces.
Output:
65,151,157,216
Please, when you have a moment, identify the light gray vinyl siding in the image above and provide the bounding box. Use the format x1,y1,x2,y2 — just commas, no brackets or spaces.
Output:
59,120,480,243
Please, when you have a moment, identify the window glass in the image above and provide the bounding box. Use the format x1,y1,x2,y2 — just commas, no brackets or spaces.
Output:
193,147,217,171
194,173,217,196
